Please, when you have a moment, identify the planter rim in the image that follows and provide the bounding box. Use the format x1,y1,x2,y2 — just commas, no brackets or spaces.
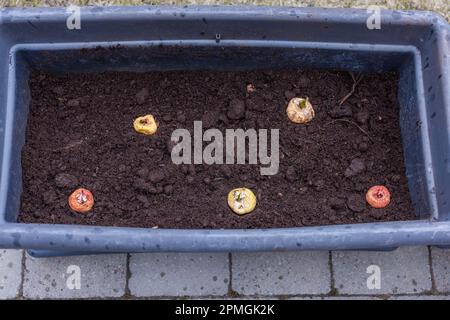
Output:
0,5,449,254
2,220,450,252
0,5,448,27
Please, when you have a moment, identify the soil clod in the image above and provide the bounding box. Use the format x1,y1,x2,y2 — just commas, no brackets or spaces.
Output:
329,197,346,210
345,158,366,177
227,98,246,120
42,189,58,205
355,109,370,124
67,99,80,108
329,105,353,118
202,110,219,128
285,166,298,182
136,88,149,104
148,169,165,184
54,173,79,189
347,194,366,213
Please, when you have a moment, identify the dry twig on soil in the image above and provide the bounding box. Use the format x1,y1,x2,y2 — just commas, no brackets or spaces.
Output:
339,72,363,106
325,118,373,142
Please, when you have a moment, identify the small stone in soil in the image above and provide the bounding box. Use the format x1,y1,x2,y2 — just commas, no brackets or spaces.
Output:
137,167,148,178
358,142,369,152
164,185,173,195
355,109,370,124
203,177,211,184
42,189,58,205
133,179,155,194
186,175,195,184
54,173,79,189
75,113,86,122
52,86,64,95
345,158,366,177
67,99,80,108
347,194,366,213
298,187,308,194
313,179,325,191
329,197,346,210
246,84,256,93
221,166,232,178
136,195,149,205
136,88,149,104
227,98,246,120
329,105,353,118
285,166,297,182
148,169,165,184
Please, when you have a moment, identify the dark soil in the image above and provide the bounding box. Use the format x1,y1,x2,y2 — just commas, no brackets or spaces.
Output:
19,70,415,228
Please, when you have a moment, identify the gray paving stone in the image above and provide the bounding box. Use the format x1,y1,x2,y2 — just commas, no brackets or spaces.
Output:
332,246,431,295
431,247,450,293
323,296,383,300
129,253,229,297
390,295,450,300
289,296,382,300
23,254,126,299
0,250,23,299
207,296,280,300
232,252,330,295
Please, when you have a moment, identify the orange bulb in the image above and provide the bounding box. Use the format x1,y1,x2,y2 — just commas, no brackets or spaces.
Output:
366,186,390,209
68,188,94,214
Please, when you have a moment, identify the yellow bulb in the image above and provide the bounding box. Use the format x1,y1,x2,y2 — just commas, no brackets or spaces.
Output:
133,114,158,135
286,97,315,124
227,188,257,215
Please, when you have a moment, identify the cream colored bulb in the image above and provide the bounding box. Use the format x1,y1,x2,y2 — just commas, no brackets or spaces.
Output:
133,114,158,135
227,188,257,215
286,97,315,124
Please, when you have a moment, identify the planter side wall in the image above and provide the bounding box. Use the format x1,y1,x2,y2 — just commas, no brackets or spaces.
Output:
416,23,450,221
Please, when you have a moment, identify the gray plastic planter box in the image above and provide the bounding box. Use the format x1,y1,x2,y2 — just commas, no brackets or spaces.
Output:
0,6,449,256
